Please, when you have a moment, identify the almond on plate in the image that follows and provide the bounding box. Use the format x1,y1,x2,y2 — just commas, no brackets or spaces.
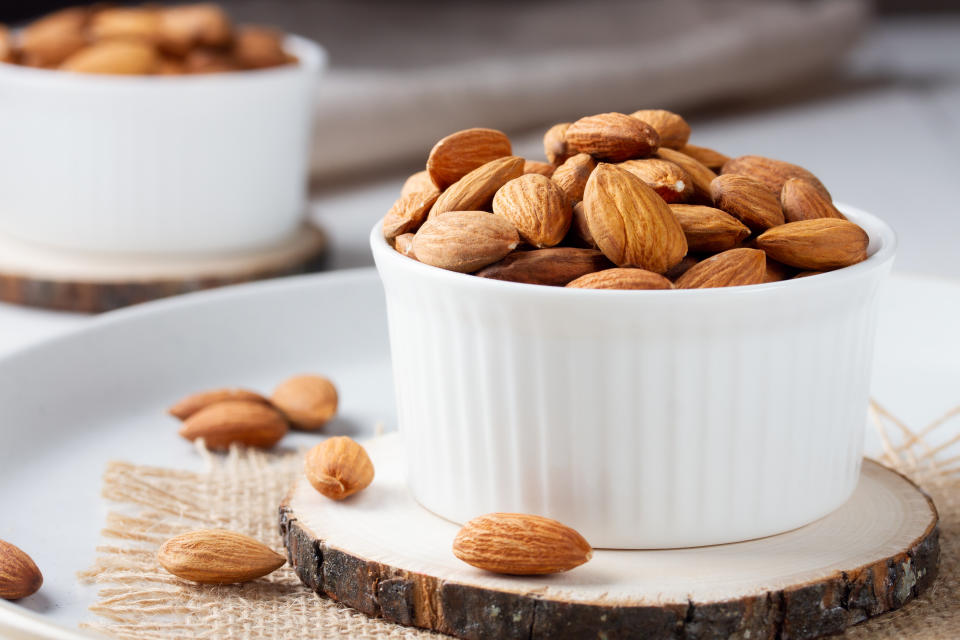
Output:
271,375,338,431
630,109,691,149
0,540,43,600
427,128,513,190
565,113,660,162
168,388,270,420
476,247,611,286
413,211,519,273
178,400,289,450
710,174,784,231
157,530,285,584
756,219,869,270
493,174,572,248
429,156,524,218
566,268,673,290
675,248,767,289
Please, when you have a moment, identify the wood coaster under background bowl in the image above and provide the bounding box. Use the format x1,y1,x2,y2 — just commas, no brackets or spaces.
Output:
281,433,939,640
0,222,326,313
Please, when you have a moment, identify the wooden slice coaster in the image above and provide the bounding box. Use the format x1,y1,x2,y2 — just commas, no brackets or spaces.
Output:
281,433,939,640
0,223,326,312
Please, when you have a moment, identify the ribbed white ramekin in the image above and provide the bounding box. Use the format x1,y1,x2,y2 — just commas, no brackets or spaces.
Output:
371,206,896,549
0,36,324,253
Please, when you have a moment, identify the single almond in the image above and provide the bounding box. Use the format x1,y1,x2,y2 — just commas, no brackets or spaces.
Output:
0,540,43,600
619,158,693,203
722,155,830,200
582,163,687,273
179,400,288,450
382,190,439,239
157,530,285,584
664,254,700,282
476,248,611,286
89,7,160,42
158,4,232,56
551,153,596,204
543,122,571,165
233,26,290,70
565,113,660,162
630,109,691,149
0,25,13,63
675,248,767,289
271,375,338,431
523,160,555,177
394,233,417,259
305,436,374,500
429,156,524,218
669,204,751,252
710,174,784,231
20,7,89,67
427,128,513,190
656,147,716,203
61,40,160,75
413,211,519,273
492,174,572,247
453,513,592,575
400,170,440,198
168,388,270,421
568,201,597,248
781,177,844,222
679,144,729,171
756,219,869,270
764,258,796,283
566,268,673,290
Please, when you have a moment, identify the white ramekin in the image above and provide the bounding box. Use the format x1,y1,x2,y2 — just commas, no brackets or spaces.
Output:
0,36,324,253
371,205,896,549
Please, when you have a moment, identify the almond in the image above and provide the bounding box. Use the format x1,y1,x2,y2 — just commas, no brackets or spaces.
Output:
669,204,750,252
565,113,660,162
794,270,825,279
305,436,374,500
0,540,42,600
157,530,285,584
382,190,439,239
476,248,611,286
543,122,571,165
656,147,716,203
89,7,161,42
183,47,238,74
551,153,596,204
523,160,555,177
664,254,700,281
492,174,572,247
619,158,693,203
582,163,687,273
756,219,869,270
400,170,440,198
679,144,729,171
168,388,270,421
0,26,12,63
722,155,830,200
271,375,338,431
710,174,784,231
233,26,290,70
413,211,519,273
568,201,597,248
566,268,673,290
61,40,160,75
427,128,513,190
675,248,767,289
630,109,690,149
179,400,288,450
394,233,417,259
158,4,232,56
453,513,592,575
20,7,89,67
781,177,844,222
429,156,524,218
764,258,796,283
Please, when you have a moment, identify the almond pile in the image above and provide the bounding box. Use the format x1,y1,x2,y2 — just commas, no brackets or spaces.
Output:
384,110,871,289
0,3,295,75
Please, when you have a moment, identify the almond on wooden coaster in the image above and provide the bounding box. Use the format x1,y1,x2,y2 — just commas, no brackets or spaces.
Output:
305,436,374,500
566,268,673,290
157,529,285,584
427,128,513,190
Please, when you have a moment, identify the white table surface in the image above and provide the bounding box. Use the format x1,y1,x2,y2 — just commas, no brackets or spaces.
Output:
0,17,957,357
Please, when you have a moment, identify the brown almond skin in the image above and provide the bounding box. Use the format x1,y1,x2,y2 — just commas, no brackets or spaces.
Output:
382,190,439,239
272,375,338,431
493,174,572,248
429,156,524,218
233,26,290,70
764,258,797,283
551,153,596,204
781,177,844,223
656,147,716,204
567,268,673,290
568,201,597,248
305,436,374,500
61,40,160,75
710,174,784,231
679,144,729,171
722,155,830,200
756,219,869,270
394,233,417,259
669,204,750,253
168,388,270,421
179,400,289,450
89,7,161,42
664,255,700,282
453,513,592,575
0,540,43,600
675,248,767,289
582,164,687,273
619,158,693,204
565,113,660,162
0,25,13,63
20,7,89,67
158,4,233,57
400,170,440,198
543,123,571,165
413,211,519,273
157,530,285,584
523,160,555,177
476,248,611,286
183,47,238,74
630,109,690,149
427,128,513,190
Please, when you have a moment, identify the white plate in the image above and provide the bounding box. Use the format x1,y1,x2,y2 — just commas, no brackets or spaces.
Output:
0,268,957,638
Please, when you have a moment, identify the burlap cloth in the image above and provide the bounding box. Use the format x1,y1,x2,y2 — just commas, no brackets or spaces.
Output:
80,404,960,639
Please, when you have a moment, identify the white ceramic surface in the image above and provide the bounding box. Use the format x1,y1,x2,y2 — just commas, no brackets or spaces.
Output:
0,36,325,254
371,206,897,548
